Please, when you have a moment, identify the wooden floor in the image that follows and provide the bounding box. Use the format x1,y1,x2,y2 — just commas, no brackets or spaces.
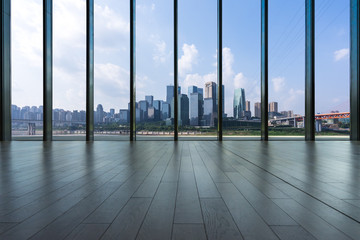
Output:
0,141,359,240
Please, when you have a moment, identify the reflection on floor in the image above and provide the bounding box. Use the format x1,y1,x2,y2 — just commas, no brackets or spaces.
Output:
0,141,359,239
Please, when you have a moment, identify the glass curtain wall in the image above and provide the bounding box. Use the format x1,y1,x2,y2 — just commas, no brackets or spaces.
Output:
136,0,174,140
11,0,43,139
315,0,350,139
53,0,86,140
94,0,130,140
223,0,261,140
178,0,217,140
269,0,305,139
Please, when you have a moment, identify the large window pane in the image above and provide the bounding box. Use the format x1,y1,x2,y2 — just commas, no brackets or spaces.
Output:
136,0,174,140
53,0,86,140
178,0,217,140
315,0,350,139
94,0,130,140
269,0,305,139
223,0,261,140
11,0,43,139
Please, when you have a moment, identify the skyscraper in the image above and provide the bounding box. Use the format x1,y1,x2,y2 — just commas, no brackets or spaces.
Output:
233,88,246,119
189,92,203,126
269,102,278,113
205,82,216,99
254,102,261,118
145,95,154,107
166,85,174,104
119,109,129,123
188,85,198,96
96,104,104,123
204,98,215,126
178,94,189,126
138,100,148,122
162,102,170,119
245,101,250,112
205,82,217,122
153,100,161,111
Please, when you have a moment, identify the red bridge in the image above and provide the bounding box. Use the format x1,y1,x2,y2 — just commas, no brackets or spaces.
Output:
270,112,350,122
315,112,350,120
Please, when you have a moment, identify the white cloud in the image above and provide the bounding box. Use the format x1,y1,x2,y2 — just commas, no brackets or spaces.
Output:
95,5,129,34
150,35,170,64
223,47,234,83
271,77,285,92
334,48,349,62
179,44,199,77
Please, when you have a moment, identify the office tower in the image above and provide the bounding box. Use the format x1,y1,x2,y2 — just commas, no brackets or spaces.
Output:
254,102,261,118
145,95,154,107
110,108,115,116
162,102,170,119
178,94,189,126
138,100,149,122
246,101,250,112
166,85,174,104
178,86,181,94
269,102,278,113
188,85,198,96
190,92,203,126
233,88,246,119
198,88,203,96
153,100,161,111
96,104,104,123
119,109,129,124
205,82,217,121
205,82,216,99
204,98,215,126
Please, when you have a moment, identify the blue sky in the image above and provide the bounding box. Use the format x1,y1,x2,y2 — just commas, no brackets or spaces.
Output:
11,0,350,116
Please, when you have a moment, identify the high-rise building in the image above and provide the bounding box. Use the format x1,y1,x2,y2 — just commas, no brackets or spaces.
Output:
96,104,104,123
254,102,261,118
178,86,181,94
205,82,216,99
162,102,170,119
188,86,198,96
166,85,174,104
203,98,215,126
198,88,203,96
245,101,251,112
178,94,189,126
119,109,129,123
138,100,148,122
110,108,115,116
269,102,278,113
189,92,203,126
233,88,246,119
153,100,161,111
145,95,154,107
205,82,217,120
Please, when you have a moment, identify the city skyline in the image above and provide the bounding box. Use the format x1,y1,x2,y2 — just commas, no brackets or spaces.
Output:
11,0,350,118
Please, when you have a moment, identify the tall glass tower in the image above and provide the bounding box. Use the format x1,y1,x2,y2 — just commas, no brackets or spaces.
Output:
233,88,246,119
